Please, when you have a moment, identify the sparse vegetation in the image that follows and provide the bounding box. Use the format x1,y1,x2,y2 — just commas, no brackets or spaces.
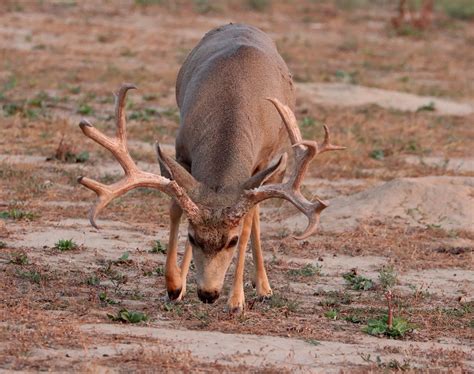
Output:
342,269,374,291
378,265,398,290
16,269,42,284
364,315,413,338
155,266,165,276
324,309,338,320
0,209,36,220
9,252,29,265
150,240,166,254
107,309,148,323
0,1,471,370
54,239,78,251
287,263,322,277
86,276,100,286
247,0,270,12
441,0,474,20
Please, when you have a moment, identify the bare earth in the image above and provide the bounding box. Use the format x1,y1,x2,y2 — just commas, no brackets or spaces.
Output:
0,1,473,372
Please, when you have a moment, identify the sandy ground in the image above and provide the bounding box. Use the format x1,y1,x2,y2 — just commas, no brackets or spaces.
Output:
0,1,473,372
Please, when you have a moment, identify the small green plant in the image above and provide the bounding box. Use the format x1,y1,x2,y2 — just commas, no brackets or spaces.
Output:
305,339,321,346
343,270,374,291
86,276,100,286
193,310,211,326
54,239,77,251
0,209,36,220
360,354,411,370
268,293,299,312
288,263,321,277
77,103,93,115
155,266,164,276
378,265,397,290
163,302,183,316
112,251,132,265
99,291,117,305
0,241,7,249
416,101,435,112
9,252,29,265
107,309,148,323
16,270,42,284
345,314,363,324
161,107,180,123
150,240,166,254
319,290,352,307
335,69,357,84
369,149,385,160
300,116,316,128
363,315,413,338
324,309,338,320
129,107,158,121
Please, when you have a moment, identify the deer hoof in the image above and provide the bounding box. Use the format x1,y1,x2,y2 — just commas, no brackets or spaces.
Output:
167,288,183,301
227,296,245,315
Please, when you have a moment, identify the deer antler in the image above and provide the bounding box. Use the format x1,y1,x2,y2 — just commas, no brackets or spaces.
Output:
228,98,345,240
77,83,200,228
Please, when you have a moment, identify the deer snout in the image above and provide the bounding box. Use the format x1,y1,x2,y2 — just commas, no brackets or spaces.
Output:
197,288,220,304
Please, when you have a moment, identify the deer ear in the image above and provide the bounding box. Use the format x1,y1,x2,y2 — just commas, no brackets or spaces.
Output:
156,144,199,192
242,153,288,190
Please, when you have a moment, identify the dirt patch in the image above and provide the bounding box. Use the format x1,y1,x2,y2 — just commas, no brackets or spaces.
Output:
283,176,474,233
297,83,474,116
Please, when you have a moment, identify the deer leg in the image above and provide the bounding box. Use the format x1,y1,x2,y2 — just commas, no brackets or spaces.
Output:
175,239,193,301
227,207,255,314
250,205,272,298
165,200,184,300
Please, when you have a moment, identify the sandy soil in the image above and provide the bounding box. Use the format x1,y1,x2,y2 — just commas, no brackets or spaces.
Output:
0,1,473,372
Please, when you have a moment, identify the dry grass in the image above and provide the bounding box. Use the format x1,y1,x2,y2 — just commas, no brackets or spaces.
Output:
0,0,473,371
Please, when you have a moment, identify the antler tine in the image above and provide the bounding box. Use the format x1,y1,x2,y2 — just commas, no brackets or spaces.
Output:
229,98,345,239
114,83,136,143
319,125,347,154
77,84,200,229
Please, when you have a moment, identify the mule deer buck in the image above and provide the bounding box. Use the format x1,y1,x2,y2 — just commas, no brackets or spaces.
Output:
78,24,344,313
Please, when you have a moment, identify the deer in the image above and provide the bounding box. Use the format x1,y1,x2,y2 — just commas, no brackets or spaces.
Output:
77,24,344,313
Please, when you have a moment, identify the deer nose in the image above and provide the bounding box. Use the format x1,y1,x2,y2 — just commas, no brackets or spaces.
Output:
197,289,220,304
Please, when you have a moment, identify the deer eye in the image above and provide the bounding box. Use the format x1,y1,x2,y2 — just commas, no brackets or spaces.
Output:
188,233,197,247
227,236,239,248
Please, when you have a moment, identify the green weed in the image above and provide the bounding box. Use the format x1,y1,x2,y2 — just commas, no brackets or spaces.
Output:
369,149,385,160
107,309,148,323
86,276,100,286
378,265,398,290
417,101,436,112
0,209,36,220
288,263,322,277
364,315,413,338
342,270,374,291
9,252,29,265
54,239,78,251
150,240,166,254
324,309,338,320
77,104,93,115
16,270,42,284
99,291,117,305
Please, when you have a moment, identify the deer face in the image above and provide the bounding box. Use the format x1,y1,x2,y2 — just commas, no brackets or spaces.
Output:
187,219,241,303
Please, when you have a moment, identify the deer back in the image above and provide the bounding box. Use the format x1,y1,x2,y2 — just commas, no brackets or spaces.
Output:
175,24,295,193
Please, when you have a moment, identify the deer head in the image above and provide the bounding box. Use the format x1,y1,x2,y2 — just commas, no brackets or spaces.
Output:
78,84,344,302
